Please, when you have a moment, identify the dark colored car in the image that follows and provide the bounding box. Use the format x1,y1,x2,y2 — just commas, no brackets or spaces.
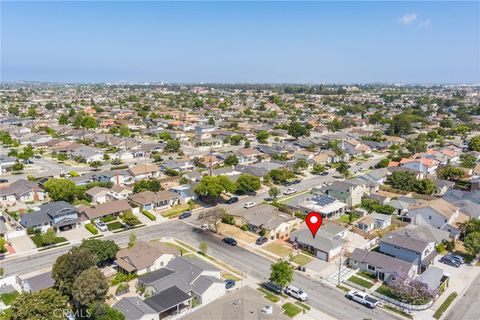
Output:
320,171,328,176
447,254,464,264
0,179,8,183
224,279,236,289
262,282,282,294
226,196,239,204
0,254,5,260
255,236,268,245
179,211,192,219
222,237,237,246
440,256,460,268
292,179,301,184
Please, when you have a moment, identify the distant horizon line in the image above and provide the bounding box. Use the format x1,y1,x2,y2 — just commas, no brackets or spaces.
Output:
1,80,479,87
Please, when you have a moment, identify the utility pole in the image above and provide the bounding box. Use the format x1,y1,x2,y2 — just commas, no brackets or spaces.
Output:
337,247,343,286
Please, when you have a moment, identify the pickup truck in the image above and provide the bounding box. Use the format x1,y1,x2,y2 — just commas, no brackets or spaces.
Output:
345,290,379,309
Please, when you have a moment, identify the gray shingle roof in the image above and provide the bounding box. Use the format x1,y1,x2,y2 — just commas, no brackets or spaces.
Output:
113,297,157,320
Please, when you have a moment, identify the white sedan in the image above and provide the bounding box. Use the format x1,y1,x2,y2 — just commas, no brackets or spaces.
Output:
283,188,297,195
244,202,257,209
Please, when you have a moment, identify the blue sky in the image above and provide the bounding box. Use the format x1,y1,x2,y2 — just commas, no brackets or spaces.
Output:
1,1,479,84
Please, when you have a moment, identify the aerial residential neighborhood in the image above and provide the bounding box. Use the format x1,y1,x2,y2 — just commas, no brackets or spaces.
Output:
1,1,479,320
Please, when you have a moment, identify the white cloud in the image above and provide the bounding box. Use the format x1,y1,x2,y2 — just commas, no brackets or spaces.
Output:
419,19,432,28
399,13,417,25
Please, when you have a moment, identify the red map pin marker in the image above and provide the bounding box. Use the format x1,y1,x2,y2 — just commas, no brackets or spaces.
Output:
306,212,323,238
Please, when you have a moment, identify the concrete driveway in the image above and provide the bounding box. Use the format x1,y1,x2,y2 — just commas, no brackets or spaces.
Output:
9,235,37,254
60,227,94,245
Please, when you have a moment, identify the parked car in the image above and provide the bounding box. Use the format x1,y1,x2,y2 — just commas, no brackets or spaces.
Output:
292,179,301,184
179,211,192,219
222,237,237,246
224,279,236,289
226,196,239,204
0,254,5,260
283,188,297,195
94,221,108,232
244,202,256,209
34,155,41,159
296,265,306,272
0,178,8,183
345,290,379,309
448,254,465,264
261,305,273,315
255,236,268,245
284,285,308,301
320,171,328,176
262,282,282,294
440,256,460,268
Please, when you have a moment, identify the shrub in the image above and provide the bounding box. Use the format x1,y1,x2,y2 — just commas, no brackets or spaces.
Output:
101,215,116,223
446,240,455,252
240,224,249,231
436,243,445,253
115,283,129,295
85,223,98,235
142,210,156,221
26,227,35,235
222,214,235,225
259,228,266,236
111,272,137,286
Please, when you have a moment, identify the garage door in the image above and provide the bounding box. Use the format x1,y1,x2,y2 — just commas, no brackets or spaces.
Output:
316,250,327,260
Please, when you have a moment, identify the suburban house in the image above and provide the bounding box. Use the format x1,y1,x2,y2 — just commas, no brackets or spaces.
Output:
19,201,79,233
406,199,468,237
160,159,194,173
296,195,347,219
290,224,347,261
396,224,450,245
84,186,111,204
349,248,417,284
235,161,286,178
129,190,180,211
21,271,55,293
314,180,366,207
128,164,161,180
0,156,16,174
110,184,133,200
114,241,180,275
195,125,215,139
343,139,372,156
234,204,298,240
356,213,392,232
433,179,455,196
69,145,103,163
399,158,439,176
0,179,46,203
379,232,437,273
117,256,225,319
78,199,132,221
169,184,197,202
235,148,261,164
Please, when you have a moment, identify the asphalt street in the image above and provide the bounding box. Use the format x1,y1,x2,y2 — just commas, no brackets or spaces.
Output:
444,272,480,320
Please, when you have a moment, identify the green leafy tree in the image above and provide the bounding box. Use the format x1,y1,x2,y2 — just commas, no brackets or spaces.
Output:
164,139,181,153
12,161,24,172
256,130,270,143
438,166,465,181
128,233,137,248
58,114,69,125
121,211,139,227
52,248,97,296
376,158,390,168
79,239,119,265
268,169,295,185
208,117,215,126
389,113,413,136
269,259,293,289
87,302,125,320
288,122,310,139
18,144,34,160
311,164,325,174
468,136,480,152
229,135,243,146
42,228,57,246
269,186,281,199
235,174,261,194
224,154,239,166
72,267,109,307
44,178,78,203
133,179,162,193
464,232,480,257
293,159,308,174
194,175,236,199
10,288,70,320
158,132,172,141
460,154,477,169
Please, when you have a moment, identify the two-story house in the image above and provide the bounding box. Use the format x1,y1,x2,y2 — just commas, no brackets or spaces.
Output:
399,158,439,176
379,232,437,273
235,148,261,164
406,199,468,238
313,180,366,208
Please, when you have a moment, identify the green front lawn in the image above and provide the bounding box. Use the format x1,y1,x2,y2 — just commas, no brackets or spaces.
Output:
0,291,19,305
290,254,312,266
336,213,360,224
160,241,190,255
106,221,123,231
264,242,292,257
73,199,91,207
30,235,68,248
282,302,302,318
433,292,458,319
161,204,191,218
348,275,374,289
257,288,280,303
